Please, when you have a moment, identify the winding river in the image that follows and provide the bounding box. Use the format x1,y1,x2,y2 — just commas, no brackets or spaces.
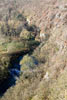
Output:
0,56,23,96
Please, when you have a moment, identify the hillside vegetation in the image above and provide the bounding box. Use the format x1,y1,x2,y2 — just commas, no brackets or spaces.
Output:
0,0,67,100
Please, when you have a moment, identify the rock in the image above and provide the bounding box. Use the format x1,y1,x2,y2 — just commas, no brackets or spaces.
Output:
27,18,31,24
40,32,50,42
43,72,49,80
59,4,67,11
55,13,61,19
26,16,32,25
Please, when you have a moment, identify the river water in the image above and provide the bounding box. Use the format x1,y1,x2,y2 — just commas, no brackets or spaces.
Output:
0,56,22,96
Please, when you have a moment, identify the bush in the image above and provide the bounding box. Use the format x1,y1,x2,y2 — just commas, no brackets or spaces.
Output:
20,29,35,40
16,13,26,21
20,55,38,71
1,22,22,37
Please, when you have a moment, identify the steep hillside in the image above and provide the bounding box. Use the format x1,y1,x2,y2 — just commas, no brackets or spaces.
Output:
0,0,67,100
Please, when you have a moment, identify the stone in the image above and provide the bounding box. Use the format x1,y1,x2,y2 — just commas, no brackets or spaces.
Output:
59,4,67,11
43,72,49,80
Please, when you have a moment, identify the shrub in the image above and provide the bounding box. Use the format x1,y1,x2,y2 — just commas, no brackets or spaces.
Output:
16,13,26,21
1,22,22,37
20,29,35,40
20,55,38,71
